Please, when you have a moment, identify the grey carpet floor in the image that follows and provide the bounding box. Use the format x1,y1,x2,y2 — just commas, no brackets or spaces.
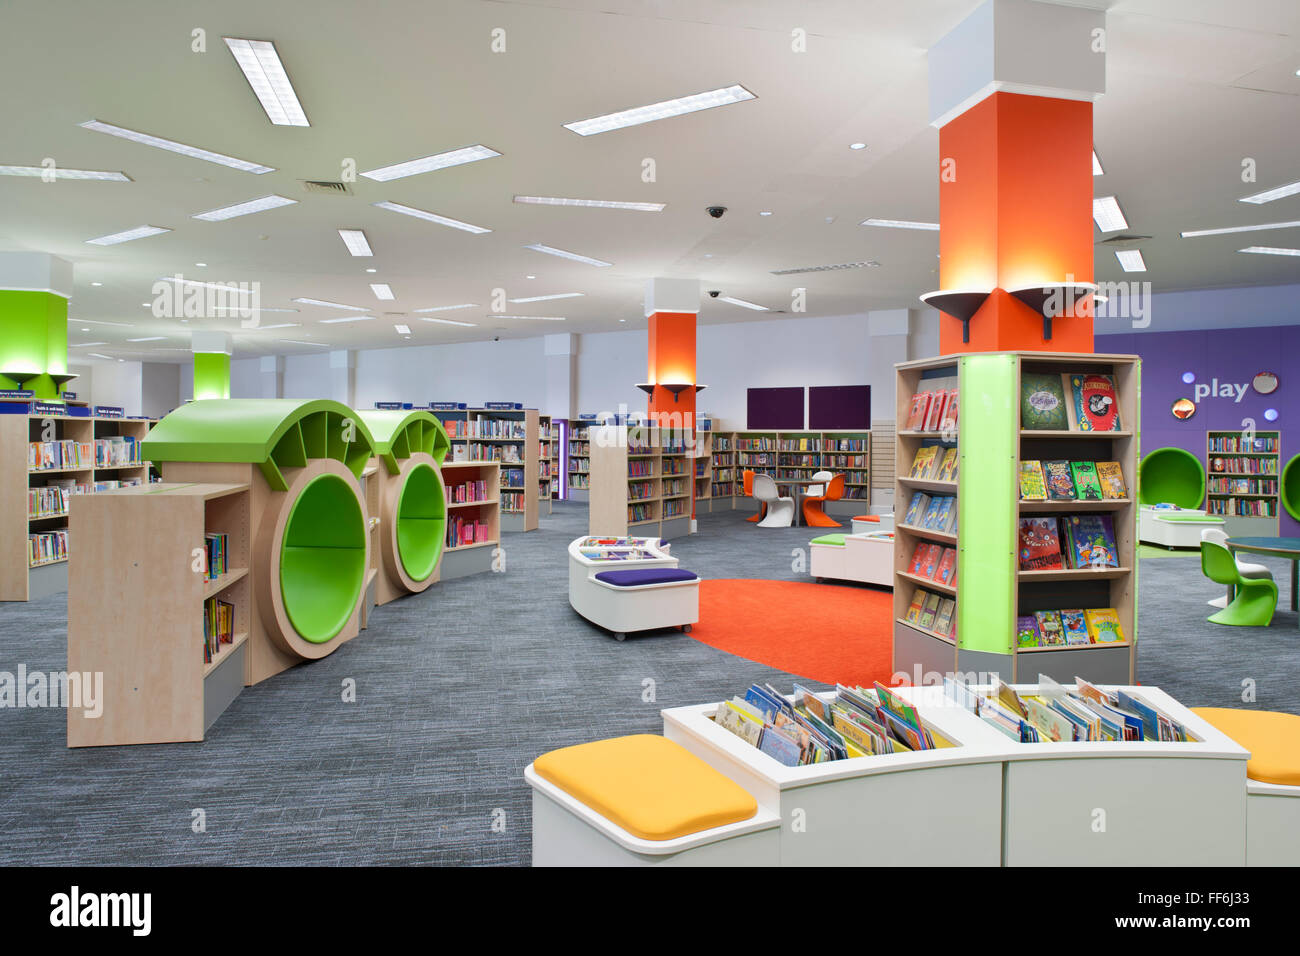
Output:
0,501,1295,866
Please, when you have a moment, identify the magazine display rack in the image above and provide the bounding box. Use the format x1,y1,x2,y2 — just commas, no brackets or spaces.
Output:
567,535,698,640
357,409,450,605
893,352,1139,685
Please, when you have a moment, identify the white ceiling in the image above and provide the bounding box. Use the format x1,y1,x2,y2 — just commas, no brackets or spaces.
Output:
1,0,1298,364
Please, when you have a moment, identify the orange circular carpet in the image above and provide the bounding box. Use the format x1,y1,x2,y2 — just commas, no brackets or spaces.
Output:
691,579,895,688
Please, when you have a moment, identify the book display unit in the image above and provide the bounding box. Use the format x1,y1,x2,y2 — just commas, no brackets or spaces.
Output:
434,406,538,532
539,415,558,512
68,482,251,746
1,407,152,602
894,352,1139,686
1206,429,1280,535
733,431,871,515
567,420,591,501
588,424,694,541
440,460,500,579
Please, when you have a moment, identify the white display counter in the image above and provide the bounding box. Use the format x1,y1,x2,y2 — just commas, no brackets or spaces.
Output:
567,535,699,640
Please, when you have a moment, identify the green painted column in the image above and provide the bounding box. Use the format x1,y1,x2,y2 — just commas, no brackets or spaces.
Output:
0,253,74,401
192,330,232,400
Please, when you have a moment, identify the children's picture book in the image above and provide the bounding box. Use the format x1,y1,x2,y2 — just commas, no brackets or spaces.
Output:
1095,461,1127,499
1070,461,1105,501
1034,610,1067,646
1018,460,1048,500
909,445,938,478
1085,608,1126,643
918,592,942,630
1063,514,1119,569
938,388,959,433
907,541,929,576
1060,609,1091,645
905,392,931,431
1016,615,1040,649
936,446,959,482
1066,373,1122,431
932,496,954,531
1018,516,1064,570
904,588,926,624
919,543,943,580
904,491,930,526
933,597,956,636
923,390,947,432
1043,459,1076,500
935,547,957,586
921,497,944,529
1020,373,1069,430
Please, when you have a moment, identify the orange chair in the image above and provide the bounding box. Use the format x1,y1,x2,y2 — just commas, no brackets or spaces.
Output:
743,469,766,523
802,474,845,527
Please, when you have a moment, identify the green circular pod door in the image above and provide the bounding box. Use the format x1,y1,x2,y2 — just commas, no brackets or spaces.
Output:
395,461,446,582
1139,447,1206,509
279,473,367,643
1283,454,1300,522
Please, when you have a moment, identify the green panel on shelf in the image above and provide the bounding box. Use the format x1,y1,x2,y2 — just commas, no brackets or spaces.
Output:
1282,455,1300,522
1138,447,1204,509
279,473,366,643
271,421,307,471
956,353,1018,656
395,461,445,581
357,409,449,474
193,352,231,400
141,399,375,479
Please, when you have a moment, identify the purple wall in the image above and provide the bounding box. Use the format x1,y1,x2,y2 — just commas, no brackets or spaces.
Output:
1096,325,1299,536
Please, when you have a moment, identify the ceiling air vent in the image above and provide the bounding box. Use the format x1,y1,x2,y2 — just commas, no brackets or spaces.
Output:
301,180,352,196
1097,234,1151,249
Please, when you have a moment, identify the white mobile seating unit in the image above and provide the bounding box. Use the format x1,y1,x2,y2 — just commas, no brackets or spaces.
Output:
567,535,700,641
809,531,894,587
1139,505,1224,549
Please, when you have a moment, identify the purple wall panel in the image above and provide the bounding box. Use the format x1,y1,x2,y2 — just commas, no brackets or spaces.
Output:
1097,326,1300,535
808,385,871,430
746,387,805,429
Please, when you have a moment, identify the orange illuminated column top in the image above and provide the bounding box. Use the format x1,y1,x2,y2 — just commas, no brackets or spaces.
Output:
643,278,701,427
926,0,1107,354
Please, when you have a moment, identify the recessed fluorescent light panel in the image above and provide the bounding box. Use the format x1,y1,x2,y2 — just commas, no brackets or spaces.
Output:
496,315,567,321
563,84,756,136
718,296,768,311
291,297,368,311
1092,196,1129,232
338,229,372,256
418,316,477,327
1092,151,1103,176
192,195,296,221
0,165,131,181
79,120,274,174
370,283,395,300
281,340,329,347
85,225,171,245
87,353,114,360
1115,249,1146,272
69,318,133,327
1180,220,1300,238
770,261,879,275
512,196,664,212
239,322,299,329
860,218,940,231
70,342,107,347
371,201,491,234
126,336,167,342
1238,246,1300,257
414,303,477,314
394,324,411,335
210,306,299,313
360,145,499,182
318,315,375,324
523,243,611,267
507,292,585,303
223,38,309,127
1239,181,1300,205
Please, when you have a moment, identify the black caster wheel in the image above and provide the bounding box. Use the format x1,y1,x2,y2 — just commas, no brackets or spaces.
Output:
614,632,626,642
681,624,692,633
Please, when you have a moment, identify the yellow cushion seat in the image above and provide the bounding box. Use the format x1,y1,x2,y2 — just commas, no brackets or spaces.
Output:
533,734,758,841
1192,708,1300,786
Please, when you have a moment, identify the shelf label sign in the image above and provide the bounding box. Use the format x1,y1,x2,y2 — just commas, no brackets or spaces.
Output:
94,405,124,419
33,402,65,416
428,402,466,410
483,401,521,410
60,391,77,400
577,413,598,420
374,402,404,410
0,389,34,399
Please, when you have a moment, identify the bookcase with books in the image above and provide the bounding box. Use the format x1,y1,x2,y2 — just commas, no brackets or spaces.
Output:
439,460,501,580
1,406,152,602
894,352,1139,686
538,414,556,514
434,406,537,532
67,481,251,746
733,430,871,516
705,432,737,512
567,420,591,501
588,424,694,541
1206,429,1280,535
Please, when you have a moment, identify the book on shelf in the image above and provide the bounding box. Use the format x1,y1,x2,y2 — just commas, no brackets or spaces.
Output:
1065,373,1122,432
1018,516,1064,570
1069,461,1104,501
934,547,957,586
450,479,490,502
935,446,958,482
1016,615,1040,649
918,591,942,629
904,587,925,624
1042,460,1076,500
1020,373,1069,430
938,388,958,433
204,532,229,581
29,439,93,471
1060,609,1091,646
922,391,947,432
1085,608,1125,644
1034,610,1066,646
28,485,71,518
905,392,930,431
933,597,956,636
1095,461,1127,498
202,596,234,664
1018,460,1048,500
28,529,69,566
500,491,525,512
1060,514,1119,569
446,515,490,547
1209,433,1278,454
908,445,943,480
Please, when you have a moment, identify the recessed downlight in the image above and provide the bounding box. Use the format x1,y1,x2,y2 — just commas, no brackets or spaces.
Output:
849,143,867,150
1115,249,1146,272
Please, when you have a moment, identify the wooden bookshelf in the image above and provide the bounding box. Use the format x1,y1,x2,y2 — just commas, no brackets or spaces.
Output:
589,424,693,540
439,461,501,579
567,420,591,501
893,351,1140,686
704,430,872,515
538,414,556,515
433,407,538,532
1206,429,1280,535
67,481,251,746
1,408,153,602
360,462,380,628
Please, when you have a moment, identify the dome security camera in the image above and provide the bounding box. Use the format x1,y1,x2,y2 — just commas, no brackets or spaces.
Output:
706,206,727,219
707,290,721,298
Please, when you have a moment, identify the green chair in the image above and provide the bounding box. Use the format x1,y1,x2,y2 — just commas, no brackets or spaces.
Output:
1201,538,1277,626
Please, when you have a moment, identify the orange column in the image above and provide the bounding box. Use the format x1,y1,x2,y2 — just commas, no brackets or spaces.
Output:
938,91,1096,355
646,310,697,429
